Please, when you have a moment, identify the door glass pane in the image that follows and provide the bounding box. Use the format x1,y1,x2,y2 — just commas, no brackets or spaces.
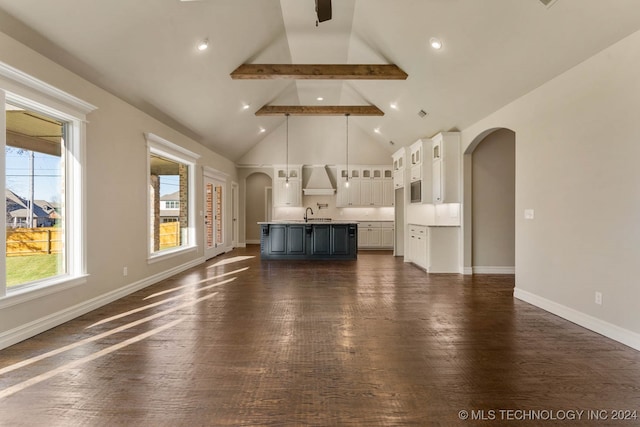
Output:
6,103,65,288
205,182,214,249
215,184,223,246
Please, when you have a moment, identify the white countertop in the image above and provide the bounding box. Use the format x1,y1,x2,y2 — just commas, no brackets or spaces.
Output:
258,220,359,224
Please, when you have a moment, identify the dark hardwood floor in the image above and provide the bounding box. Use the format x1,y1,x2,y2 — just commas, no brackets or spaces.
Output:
1,245,640,426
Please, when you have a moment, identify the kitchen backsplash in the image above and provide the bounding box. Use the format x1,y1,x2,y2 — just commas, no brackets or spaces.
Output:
273,195,394,221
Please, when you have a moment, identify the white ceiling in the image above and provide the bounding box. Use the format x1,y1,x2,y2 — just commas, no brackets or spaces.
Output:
1,0,640,161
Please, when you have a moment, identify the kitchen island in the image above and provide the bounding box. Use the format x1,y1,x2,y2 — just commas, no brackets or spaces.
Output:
258,221,358,260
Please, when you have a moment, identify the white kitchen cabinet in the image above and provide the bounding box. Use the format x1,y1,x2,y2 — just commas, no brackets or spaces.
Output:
409,139,423,183
392,148,407,189
407,224,428,269
428,226,460,273
273,166,302,207
358,221,393,249
409,139,432,203
410,142,422,167
337,165,394,207
431,132,460,204
381,225,395,247
405,223,460,272
383,179,394,206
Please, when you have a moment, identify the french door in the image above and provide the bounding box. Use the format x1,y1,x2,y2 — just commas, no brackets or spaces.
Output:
204,173,225,259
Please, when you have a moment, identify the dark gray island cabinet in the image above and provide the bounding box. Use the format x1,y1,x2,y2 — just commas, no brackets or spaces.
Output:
258,222,358,260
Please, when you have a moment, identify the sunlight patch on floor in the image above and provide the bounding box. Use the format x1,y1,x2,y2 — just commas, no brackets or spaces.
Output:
0,319,185,400
207,256,255,268
144,267,248,300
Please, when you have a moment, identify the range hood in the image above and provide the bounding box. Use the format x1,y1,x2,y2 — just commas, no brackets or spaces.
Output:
303,165,336,196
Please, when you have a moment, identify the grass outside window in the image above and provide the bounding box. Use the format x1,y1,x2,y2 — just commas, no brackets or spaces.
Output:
6,254,62,288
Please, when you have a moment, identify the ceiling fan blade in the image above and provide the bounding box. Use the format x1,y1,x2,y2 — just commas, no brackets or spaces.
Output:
315,0,332,23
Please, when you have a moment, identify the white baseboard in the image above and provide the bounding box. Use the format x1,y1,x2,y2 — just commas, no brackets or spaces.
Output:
473,266,515,274
0,257,205,350
514,287,640,352
463,267,473,275
246,239,260,245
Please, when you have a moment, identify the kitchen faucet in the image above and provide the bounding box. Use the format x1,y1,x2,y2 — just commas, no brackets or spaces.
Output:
304,207,314,222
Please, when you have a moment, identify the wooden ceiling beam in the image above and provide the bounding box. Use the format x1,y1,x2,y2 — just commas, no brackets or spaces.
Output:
231,64,408,80
255,105,384,116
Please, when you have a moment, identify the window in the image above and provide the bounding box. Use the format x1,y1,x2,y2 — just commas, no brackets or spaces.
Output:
5,104,65,289
1,62,95,298
146,133,199,261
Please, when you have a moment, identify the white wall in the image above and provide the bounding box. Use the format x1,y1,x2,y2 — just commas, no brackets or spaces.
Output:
0,32,237,347
238,115,393,166
461,29,640,348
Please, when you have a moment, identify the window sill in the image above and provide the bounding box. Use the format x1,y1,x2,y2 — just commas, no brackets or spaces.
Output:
147,245,198,264
0,274,89,309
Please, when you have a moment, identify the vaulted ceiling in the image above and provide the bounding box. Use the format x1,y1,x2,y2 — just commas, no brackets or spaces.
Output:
1,0,640,161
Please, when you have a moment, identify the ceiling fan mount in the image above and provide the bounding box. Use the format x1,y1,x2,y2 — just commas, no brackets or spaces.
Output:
315,0,332,26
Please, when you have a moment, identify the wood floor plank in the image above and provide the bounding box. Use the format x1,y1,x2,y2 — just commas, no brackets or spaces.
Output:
1,246,639,426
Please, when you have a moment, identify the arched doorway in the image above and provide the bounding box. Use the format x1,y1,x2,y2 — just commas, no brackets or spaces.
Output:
245,172,272,244
464,128,515,274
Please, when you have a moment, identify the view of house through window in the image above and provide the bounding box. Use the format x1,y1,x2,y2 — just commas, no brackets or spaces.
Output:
5,103,65,288
150,154,189,253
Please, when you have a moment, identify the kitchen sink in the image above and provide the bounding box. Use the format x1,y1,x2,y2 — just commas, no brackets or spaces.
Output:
305,218,332,222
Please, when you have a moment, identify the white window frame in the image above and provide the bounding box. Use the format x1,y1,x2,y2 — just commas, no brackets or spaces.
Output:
0,61,96,305
145,132,200,263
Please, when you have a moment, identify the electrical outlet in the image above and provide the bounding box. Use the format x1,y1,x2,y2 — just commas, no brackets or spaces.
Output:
595,291,603,305
123,266,128,277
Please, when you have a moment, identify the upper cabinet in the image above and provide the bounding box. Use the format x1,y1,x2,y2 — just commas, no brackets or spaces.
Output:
431,132,460,204
409,139,432,203
392,147,407,189
273,165,302,207
336,165,394,207
400,133,460,204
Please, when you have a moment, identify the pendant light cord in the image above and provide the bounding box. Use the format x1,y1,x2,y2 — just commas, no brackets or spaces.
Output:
285,113,289,183
345,113,350,184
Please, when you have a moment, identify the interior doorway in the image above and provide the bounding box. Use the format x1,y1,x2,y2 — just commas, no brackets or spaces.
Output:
466,128,515,274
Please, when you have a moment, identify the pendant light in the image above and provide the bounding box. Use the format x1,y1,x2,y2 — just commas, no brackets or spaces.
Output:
285,113,290,188
345,113,350,188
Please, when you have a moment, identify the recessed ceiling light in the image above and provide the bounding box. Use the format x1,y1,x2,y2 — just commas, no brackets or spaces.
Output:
429,37,442,50
242,103,251,110
317,97,324,101
259,127,266,133
197,39,209,51
374,127,381,134
390,102,398,110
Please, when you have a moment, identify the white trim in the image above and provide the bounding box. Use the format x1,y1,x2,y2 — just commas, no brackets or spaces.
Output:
146,133,199,260
203,165,229,180
473,266,515,274
0,90,5,298
0,276,88,309
463,267,473,275
246,239,261,245
514,287,640,352
145,132,200,163
0,61,97,116
3,85,89,296
147,245,198,264
0,257,204,351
